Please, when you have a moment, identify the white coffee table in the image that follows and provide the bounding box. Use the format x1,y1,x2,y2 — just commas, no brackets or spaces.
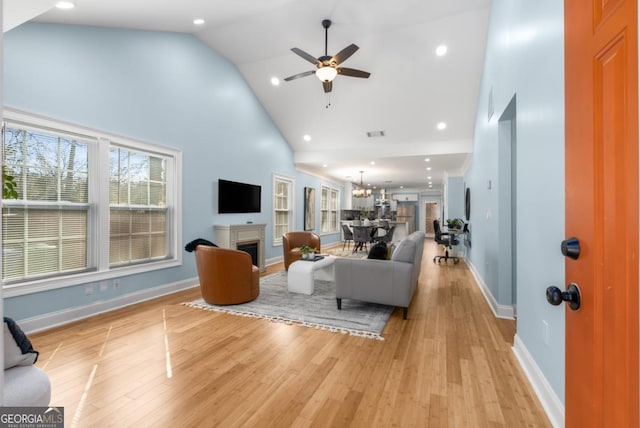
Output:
287,256,335,295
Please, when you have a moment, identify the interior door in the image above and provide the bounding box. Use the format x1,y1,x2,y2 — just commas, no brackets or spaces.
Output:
425,202,438,236
564,0,638,426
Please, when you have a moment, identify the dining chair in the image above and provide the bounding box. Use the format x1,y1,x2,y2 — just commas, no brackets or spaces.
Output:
373,225,395,244
352,226,371,253
341,224,354,250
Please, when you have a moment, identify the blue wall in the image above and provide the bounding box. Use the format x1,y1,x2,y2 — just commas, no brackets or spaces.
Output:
464,0,566,403
3,23,341,320
445,176,465,221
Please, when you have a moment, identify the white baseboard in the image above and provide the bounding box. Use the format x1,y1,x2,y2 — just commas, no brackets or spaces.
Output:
513,335,565,428
464,259,515,319
18,277,200,334
265,255,284,267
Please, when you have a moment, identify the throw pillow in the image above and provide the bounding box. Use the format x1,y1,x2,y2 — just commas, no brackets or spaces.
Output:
386,243,396,260
4,317,39,369
367,242,388,260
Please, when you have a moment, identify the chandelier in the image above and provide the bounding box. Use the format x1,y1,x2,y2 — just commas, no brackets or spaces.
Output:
378,188,389,204
352,171,372,198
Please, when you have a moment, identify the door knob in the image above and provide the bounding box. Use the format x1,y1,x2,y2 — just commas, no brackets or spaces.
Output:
546,283,581,310
561,237,580,260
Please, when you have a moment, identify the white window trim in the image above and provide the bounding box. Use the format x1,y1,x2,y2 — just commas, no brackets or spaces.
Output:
272,173,295,246
320,184,340,235
2,108,182,298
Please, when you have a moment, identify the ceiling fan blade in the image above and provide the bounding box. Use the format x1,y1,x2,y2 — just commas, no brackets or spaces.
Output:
323,81,333,93
284,70,316,81
291,48,321,66
331,44,359,65
337,67,371,78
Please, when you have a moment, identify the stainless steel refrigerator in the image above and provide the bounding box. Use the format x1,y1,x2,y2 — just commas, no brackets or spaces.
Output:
396,204,416,234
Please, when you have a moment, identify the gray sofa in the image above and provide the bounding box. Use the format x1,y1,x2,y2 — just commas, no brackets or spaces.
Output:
335,231,425,319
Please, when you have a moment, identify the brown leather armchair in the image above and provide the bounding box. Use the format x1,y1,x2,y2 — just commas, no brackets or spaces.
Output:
194,245,259,305
282,231,321,270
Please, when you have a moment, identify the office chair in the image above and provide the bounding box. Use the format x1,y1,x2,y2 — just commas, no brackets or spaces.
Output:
433,219,460,264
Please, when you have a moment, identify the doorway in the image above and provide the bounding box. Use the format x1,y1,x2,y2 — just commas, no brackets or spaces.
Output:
424,201,439,237
498,96,517,313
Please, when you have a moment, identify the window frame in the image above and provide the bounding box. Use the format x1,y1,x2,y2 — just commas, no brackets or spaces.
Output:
2,108,182,298
320,185,340,234
272,174,294,246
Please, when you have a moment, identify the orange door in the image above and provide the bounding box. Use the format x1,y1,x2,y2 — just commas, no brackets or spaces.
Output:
564,0,638,427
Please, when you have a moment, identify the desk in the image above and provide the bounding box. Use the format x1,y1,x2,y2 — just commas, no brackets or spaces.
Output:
443,228,464,258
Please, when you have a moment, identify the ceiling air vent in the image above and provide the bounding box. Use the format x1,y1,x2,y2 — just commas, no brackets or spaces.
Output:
366,130,385,138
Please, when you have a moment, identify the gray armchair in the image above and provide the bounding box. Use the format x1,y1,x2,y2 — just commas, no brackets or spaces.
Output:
335,231,424,319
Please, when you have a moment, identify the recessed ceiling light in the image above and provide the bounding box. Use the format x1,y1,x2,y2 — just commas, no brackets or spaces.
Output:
424,158,431,162
427,176,432,180
436,45,448,56
437,122,447,130
426,167,432,171
193,18,205,25
370,161,376,165
400,186,404,189
55,1,75,9
429,182,433,185
303,134,311,142
270,77,280,86
323,164,328,168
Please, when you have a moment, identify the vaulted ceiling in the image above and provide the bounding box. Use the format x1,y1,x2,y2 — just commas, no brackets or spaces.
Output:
9,0,491,191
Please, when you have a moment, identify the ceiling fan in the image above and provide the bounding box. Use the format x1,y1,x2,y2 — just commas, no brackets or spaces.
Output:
284,19,371,93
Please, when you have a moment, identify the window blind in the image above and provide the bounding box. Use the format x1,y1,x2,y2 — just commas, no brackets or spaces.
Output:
2,126,90,282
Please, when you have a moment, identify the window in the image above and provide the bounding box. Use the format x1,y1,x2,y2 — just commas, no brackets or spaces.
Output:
109,147,168,266
273,175,294,244
321,185,339,233
2,127,91,282
2,109,181,296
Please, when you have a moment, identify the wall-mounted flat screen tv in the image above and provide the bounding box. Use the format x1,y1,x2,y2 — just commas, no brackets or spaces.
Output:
218,179,261,213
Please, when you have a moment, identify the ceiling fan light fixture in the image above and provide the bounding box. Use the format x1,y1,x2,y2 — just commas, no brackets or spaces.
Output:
316,66,338,82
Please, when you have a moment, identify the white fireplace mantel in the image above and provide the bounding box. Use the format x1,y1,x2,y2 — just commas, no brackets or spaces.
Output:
214,223,266,272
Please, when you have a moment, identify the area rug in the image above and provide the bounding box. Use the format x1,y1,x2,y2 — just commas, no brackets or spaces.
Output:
184,271,393,340
324,248,368,258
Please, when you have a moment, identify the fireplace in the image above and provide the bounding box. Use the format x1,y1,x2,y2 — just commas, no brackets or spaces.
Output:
237,241,259,267
214,223,266,272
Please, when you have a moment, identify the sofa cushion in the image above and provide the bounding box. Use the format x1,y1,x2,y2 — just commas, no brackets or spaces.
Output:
4,365,51,407
391,239,416,264
4,317,39,369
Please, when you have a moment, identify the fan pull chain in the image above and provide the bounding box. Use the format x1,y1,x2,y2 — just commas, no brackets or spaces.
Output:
326,93,331,109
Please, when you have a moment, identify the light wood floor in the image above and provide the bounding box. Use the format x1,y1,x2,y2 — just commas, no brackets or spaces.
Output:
30,239,551,427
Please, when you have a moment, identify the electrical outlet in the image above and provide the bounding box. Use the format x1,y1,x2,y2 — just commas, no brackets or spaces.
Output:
85,284,94,295
113,279,120,289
